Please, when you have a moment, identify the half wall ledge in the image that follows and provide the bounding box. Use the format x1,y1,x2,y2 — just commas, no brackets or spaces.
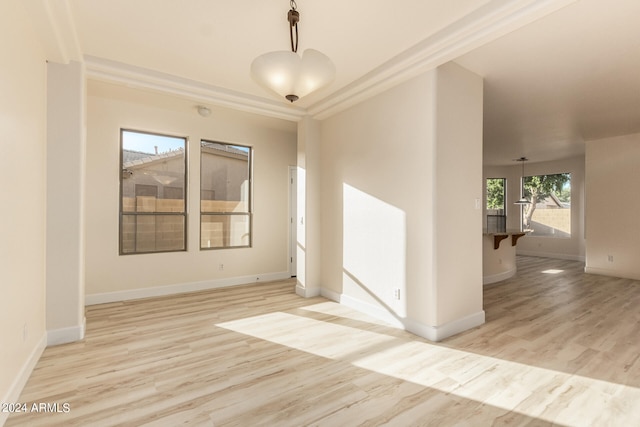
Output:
483,230,528,285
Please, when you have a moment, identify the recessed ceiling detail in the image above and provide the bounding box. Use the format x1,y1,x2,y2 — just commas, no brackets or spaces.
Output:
35,0,640,169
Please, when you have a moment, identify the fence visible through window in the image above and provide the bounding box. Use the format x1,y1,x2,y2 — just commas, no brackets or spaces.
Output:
120,129,187,254
200,140,252,249
522,173,571,237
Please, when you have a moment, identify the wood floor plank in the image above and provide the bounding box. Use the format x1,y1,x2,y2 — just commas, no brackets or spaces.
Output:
7,257,640,426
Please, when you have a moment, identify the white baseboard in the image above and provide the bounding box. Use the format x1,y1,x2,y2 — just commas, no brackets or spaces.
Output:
483,267,516,285
47,317,86,346
339,293,406,329
295,282,321,298
405,310,486,342
86,271,291,305
1,333,47,426
319,287,340,302
335,292,485,342
584,266,640,281
516,250,585,262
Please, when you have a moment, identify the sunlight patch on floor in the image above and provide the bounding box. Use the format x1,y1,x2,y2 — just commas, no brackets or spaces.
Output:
216,303,640,426
542,269,564,274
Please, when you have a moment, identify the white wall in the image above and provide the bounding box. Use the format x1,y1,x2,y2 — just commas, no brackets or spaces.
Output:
0,0,48,417
585,133,640,279
295,117,322,297
46,61,86,345
433,62,484,327
318,62,484,340
483,155,585,261
85,82,296,300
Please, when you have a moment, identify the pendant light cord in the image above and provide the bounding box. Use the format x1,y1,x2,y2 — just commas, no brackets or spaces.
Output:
288,1,299,53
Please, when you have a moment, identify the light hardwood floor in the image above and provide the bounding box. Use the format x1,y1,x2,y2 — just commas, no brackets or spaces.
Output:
7,256,640,426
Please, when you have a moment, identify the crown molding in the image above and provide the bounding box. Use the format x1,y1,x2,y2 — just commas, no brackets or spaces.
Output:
79,0,576,123
84,56,307,122
307,0,578,120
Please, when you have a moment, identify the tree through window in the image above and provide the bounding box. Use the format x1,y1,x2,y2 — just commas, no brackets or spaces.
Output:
486,178,506,233
522,173,571,237
486,178,506,214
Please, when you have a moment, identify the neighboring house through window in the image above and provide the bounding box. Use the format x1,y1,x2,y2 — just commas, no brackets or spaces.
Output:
200,140,252,249
120,129,187,254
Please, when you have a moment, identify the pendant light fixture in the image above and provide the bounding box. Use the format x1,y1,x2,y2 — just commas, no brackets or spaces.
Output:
514,157,531,205
250,0,335,103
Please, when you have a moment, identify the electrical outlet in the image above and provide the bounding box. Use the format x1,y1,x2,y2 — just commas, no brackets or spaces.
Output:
607,255,614,263
219,263,224,271
393,288,401,300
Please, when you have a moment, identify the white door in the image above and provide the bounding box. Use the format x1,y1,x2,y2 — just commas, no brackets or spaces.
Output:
289,166,297,277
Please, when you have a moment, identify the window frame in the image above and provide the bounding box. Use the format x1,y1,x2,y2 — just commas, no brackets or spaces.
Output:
485,177,507,233
521,172,571,238
199,139,253,250
485,177,506,214
119,129,188,255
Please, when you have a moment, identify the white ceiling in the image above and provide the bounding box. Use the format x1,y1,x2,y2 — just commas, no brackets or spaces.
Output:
70,0,489,105
457,0,640,165
28,0,640,165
